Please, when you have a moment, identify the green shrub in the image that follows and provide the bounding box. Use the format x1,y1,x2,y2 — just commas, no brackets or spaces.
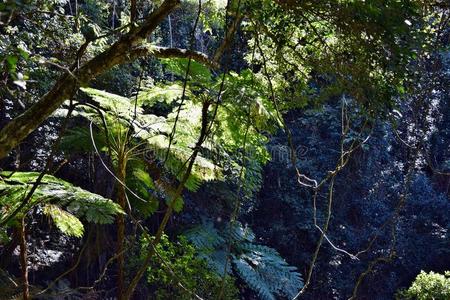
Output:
141,235,238,300
397,271,450,300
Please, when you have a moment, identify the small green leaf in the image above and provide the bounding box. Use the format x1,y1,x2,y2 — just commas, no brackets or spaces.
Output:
133,169,155,189
166,196,184,213
6,55,18,71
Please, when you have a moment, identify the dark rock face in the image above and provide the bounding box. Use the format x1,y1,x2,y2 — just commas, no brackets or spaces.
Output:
247,102,450,299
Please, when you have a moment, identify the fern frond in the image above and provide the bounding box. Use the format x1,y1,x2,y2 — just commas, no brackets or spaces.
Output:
225,221,256,243
233,255,276,300
0,172,124,233
43,204,84,238
59,127,107,153
136,83,184,106
125,160,160,217
185,220,303,299
185,221,225,251
185,222,230,274
239,243,304,299
162,58,212,85
78,87,223,192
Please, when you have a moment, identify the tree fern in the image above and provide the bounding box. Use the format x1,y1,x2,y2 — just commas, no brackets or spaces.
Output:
60,68,278,217
73,87,222,192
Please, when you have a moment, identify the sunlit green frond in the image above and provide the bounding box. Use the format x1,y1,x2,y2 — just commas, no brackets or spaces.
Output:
78,87,223,192
43,204,84,238
0,172,124,232
137,83,184,106
162,58,212,85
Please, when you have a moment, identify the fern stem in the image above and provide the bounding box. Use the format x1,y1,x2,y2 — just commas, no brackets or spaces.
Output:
116,151,128,300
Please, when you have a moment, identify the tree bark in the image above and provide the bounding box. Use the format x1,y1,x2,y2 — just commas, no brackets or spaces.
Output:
19,216,29,300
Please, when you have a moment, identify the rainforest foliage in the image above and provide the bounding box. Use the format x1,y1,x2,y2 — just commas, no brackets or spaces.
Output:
0,0,449,299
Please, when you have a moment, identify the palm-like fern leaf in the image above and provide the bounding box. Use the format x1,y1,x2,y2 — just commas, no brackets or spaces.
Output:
0,172,124,236
43,204,84,238
238,243,303,299
136,83,184,106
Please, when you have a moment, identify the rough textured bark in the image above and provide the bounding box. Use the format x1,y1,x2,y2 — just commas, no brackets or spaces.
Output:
150,46,220,69
19,217,29,300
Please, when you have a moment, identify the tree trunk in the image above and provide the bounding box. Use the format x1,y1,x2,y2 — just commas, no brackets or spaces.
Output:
131,0,137,24
19,216,29,300
116,154,127,300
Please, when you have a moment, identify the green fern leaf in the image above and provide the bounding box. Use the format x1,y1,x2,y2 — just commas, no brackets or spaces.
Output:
0,172,124,231
137,83,184,106
43,204,84,238
162,58,212,85
185,220,303,299
233,255,276,300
